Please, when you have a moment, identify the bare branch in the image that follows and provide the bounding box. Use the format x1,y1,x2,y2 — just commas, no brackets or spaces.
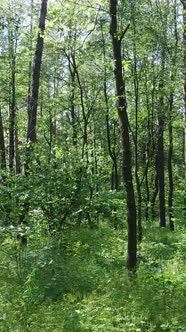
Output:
120,23,130,41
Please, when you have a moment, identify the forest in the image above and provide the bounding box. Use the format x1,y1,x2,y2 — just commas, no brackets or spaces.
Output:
0,0,186,331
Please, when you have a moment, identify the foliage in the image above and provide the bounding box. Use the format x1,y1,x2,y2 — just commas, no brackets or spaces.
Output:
0,223,186,331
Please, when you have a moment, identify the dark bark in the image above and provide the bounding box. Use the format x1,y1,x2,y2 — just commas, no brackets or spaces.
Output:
26,0,48,171
15,124,21,174
151,157,159,220
157,52,166,227
70,53,88,160
27,0,34,108
133,56,142,242
134,90,142,240
144,68,156,221
110,0,137,270
168,93,174,230
144,97,151,221
184,78,186,215
181,0,186,214
0,108,6,170
8,27,16,172
168,5,178,231
130,0,142,241
144,164,150,221
157,113,166,227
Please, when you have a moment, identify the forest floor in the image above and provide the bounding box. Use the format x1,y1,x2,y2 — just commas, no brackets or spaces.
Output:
0,221,186,332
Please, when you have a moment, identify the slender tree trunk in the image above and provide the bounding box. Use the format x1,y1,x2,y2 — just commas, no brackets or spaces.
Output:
70,53,88,161
181,0,186,214
157,112,166,227
168,3,178,231
157,51,166,228
110,0,137,270
0,108,6,170
144,67,155,221
145,108,151,221
130,0,142,242
133,57,142,242
144,94,151,221
184,76,186,214
68,59,77,147
27,0,34,107
8,25,16,172
26,0,48,172
168,93,174,230
134,84,142,241
145,164,150,220
151,159,159,220
15,124,21,174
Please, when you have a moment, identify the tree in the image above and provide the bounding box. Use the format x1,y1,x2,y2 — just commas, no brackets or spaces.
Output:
157,49,166,228
0,107,6,170
26,0,48,172
168,0,179,231
110,0,137,270
181,0,186,214
8,16,17,172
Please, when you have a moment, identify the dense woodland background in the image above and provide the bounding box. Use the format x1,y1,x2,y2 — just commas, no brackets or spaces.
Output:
0,0,186,331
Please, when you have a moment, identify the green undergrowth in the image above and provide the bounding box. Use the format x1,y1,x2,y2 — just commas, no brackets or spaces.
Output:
0,222,186,331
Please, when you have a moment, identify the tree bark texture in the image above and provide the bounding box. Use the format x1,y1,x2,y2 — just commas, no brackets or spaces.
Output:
15,124,21,174
68,58,77,147
110,0,137,270
168,93,174,230
0,108,6,170
157,52,166,227
8,26,16,172
182,0,186,214
168,6,178,231
157,112,166,227
27,0,48,146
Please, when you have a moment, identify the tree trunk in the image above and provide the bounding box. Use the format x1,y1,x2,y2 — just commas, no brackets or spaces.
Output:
168,4,178,231
157,52,166,228
26,0,48,172
68,58,77,147
15,124,21,174
70,53,88,161
27,0,34,108
157,113,166,227
130,0,142,242
8,24,16,172
168,93,174,230
133,56,142,242
0,108,6,170
181,0,186,215
144,66,155,221
151,159,159,220
110,0,137,271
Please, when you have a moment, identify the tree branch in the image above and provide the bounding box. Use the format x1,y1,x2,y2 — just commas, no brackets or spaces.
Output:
120,23,130,41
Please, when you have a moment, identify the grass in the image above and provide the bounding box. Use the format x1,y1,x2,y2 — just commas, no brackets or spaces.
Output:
0,221,186,331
